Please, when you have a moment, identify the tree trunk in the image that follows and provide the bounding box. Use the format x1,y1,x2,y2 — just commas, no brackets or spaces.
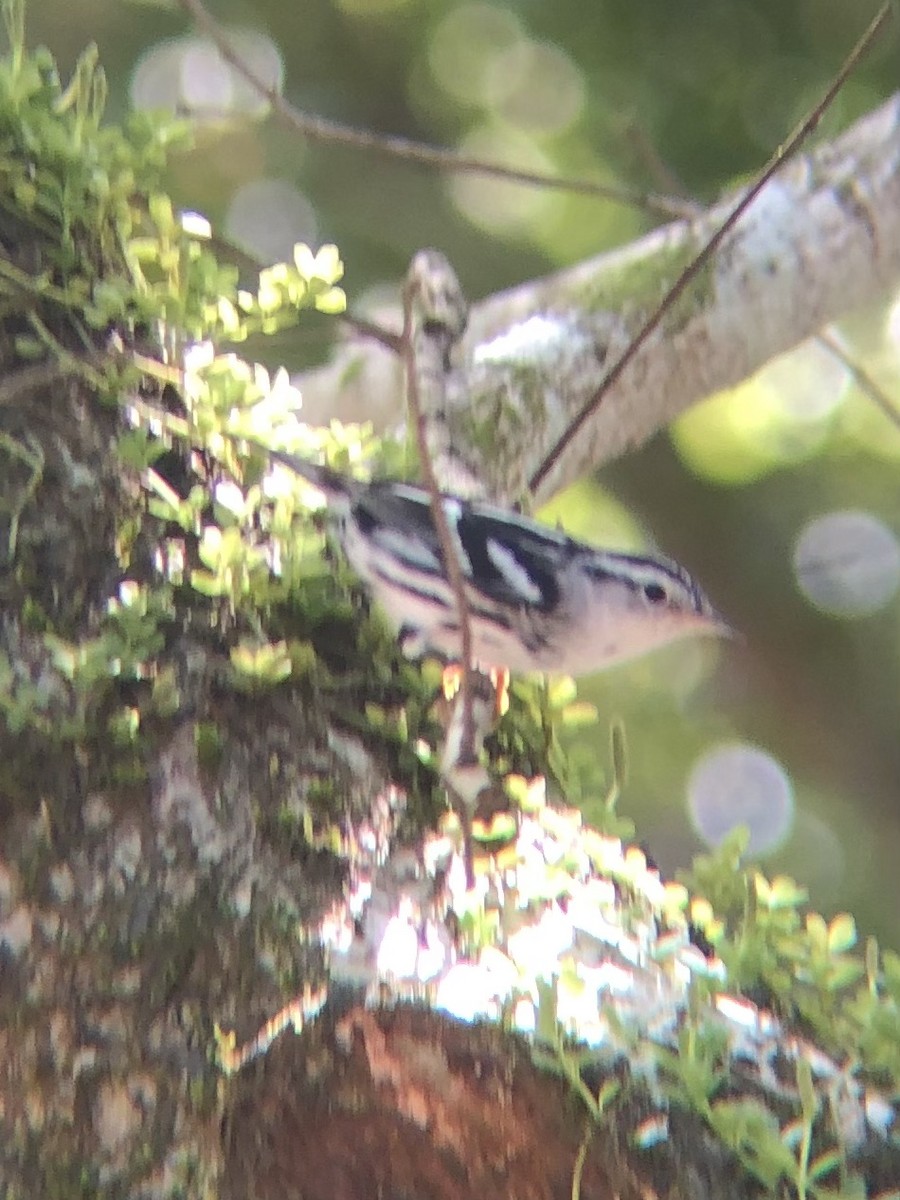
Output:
1,19,898,1197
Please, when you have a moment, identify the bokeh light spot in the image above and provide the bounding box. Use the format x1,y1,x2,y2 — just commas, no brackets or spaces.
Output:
672,338,850,485
671,381,779,485
180,40,236,113
448,124,555,234
538,477,648,550
428,4,524,106
688,742,793,856
783,810,846,909
225,179,317,264
760,337,850,423
484,40,585,134
793,510,900,618
130,31,283,119
130,39,186,114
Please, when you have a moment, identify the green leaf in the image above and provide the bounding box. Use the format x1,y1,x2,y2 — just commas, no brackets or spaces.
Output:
610,720,627,788
708,1099,796,1189
230,640,293,686
826,913,856,954
547,675,577,708
808,1148,841,1182
534,976,559,1046
796,1059,817,1122
559,700,597,728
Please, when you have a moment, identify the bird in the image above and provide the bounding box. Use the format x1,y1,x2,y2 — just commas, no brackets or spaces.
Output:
267,449,730,677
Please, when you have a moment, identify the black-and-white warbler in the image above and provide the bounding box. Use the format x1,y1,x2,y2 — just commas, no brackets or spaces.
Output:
270,449,729,676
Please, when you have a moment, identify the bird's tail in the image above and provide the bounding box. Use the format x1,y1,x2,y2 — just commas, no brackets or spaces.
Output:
266,447,358,504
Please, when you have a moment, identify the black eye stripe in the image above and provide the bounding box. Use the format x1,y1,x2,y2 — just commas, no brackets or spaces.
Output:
583,552,706,610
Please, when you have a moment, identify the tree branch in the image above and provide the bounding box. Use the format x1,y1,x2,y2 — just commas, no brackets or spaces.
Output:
176,0,697,221
294,92,900,504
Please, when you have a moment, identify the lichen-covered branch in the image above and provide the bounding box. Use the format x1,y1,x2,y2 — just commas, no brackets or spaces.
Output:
295,95,900,504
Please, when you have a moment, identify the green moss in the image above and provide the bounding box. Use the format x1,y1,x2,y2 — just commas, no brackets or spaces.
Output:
460,366,553,494
568,230,713,333
195,722,224,775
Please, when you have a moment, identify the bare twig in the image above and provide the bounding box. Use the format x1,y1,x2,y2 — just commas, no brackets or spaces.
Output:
401,271,471,650
176,0,698,222
528,1,895,495
401,252,480,886
818,329,900,434
400,254,473,731
338,313,403,355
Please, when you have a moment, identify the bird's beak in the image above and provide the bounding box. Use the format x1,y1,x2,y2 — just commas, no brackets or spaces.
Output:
709,609,739,641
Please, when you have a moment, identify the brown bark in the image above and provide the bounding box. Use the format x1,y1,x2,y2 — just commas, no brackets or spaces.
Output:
223,1004,747,1200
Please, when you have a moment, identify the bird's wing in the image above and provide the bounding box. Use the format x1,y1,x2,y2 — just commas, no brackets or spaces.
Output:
356,485,577,612
268,448,578,613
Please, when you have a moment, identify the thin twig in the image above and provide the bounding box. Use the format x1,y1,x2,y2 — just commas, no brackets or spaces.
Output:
817,329,900,435
176,0,698,222
570,1122,593,1200
400,270,475,748
401,257,478,886
339,313,403,355
528,1,895,495
400,276,474,745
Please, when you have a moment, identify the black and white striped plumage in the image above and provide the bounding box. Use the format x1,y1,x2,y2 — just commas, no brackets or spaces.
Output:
271,451,728,676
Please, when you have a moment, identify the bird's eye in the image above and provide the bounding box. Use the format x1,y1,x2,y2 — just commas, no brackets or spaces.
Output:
643,582,667,604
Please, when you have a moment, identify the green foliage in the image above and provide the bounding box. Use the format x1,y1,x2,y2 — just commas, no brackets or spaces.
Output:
682,836,900,1087
490,678,633,839
0,0,359,748
45,583,170,690
521,821,898,1199
0,646,72,737
709,1098,801,1191
708,1059,870,1200
0,0,342,354
0,429,43,559
0,581,170,739
0,2,183,338
655,1016,729,1115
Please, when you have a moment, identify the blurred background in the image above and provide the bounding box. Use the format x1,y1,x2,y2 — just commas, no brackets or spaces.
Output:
30,0,900,946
